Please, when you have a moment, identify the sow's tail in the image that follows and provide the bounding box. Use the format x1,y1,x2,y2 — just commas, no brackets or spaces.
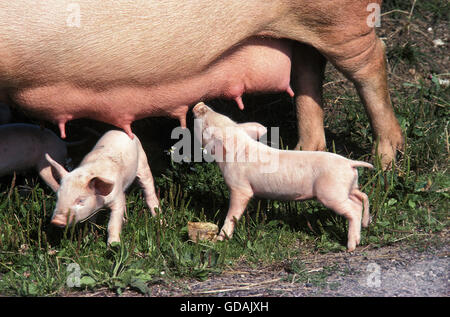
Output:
350,160,374,169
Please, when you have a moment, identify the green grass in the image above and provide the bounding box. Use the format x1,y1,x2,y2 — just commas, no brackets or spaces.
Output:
1,78,447,295
0,3,449,296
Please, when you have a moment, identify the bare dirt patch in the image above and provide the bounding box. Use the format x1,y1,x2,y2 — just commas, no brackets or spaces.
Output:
63,231,448,297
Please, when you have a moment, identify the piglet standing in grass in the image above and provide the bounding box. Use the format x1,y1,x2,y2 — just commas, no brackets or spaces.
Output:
192,102,373,251
46,130,159,244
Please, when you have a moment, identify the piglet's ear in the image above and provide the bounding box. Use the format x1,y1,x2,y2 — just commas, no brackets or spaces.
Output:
238,122,267,140
45,153,69,181
89,177,114,196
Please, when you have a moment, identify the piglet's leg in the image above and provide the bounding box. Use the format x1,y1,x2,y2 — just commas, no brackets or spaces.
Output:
350,189,370,228
217,191,251,241
324,198,363,252
315,175,364,251
136,146,160,216
107,194,126,244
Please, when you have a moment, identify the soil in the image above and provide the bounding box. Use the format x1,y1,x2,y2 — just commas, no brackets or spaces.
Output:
182,237,448,297
67,231,448,297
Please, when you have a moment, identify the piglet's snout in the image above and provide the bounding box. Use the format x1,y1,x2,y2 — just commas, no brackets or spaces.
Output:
50,215,66,227
50,212,74,227
192,102,208,117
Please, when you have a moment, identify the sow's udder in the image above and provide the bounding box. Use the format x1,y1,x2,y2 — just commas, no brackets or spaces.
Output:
9,37,293,138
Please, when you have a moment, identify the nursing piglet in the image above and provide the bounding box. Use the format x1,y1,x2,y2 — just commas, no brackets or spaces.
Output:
193,102,373,251
46,130,159,244
0,123,67,191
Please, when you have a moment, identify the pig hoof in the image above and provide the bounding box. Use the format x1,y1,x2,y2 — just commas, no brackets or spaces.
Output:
215,234,225,242
294,139,326,152
347,242,356,252
214,232,231,242
107,238,121,245
375,138,404,170
157,217,168,227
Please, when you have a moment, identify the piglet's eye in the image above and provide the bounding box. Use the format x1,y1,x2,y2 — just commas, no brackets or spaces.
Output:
75,197,85,205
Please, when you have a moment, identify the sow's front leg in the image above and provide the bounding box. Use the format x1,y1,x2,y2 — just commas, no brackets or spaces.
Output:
291,42,327,152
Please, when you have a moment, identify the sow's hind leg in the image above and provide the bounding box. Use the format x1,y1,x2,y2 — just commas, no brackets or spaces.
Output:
322,35,403,169
278,1,403,169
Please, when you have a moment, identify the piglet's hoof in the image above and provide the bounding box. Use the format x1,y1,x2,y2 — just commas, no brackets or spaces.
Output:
107,239,121,247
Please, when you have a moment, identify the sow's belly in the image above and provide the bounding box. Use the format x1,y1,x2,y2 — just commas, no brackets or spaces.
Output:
9,37,294,138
